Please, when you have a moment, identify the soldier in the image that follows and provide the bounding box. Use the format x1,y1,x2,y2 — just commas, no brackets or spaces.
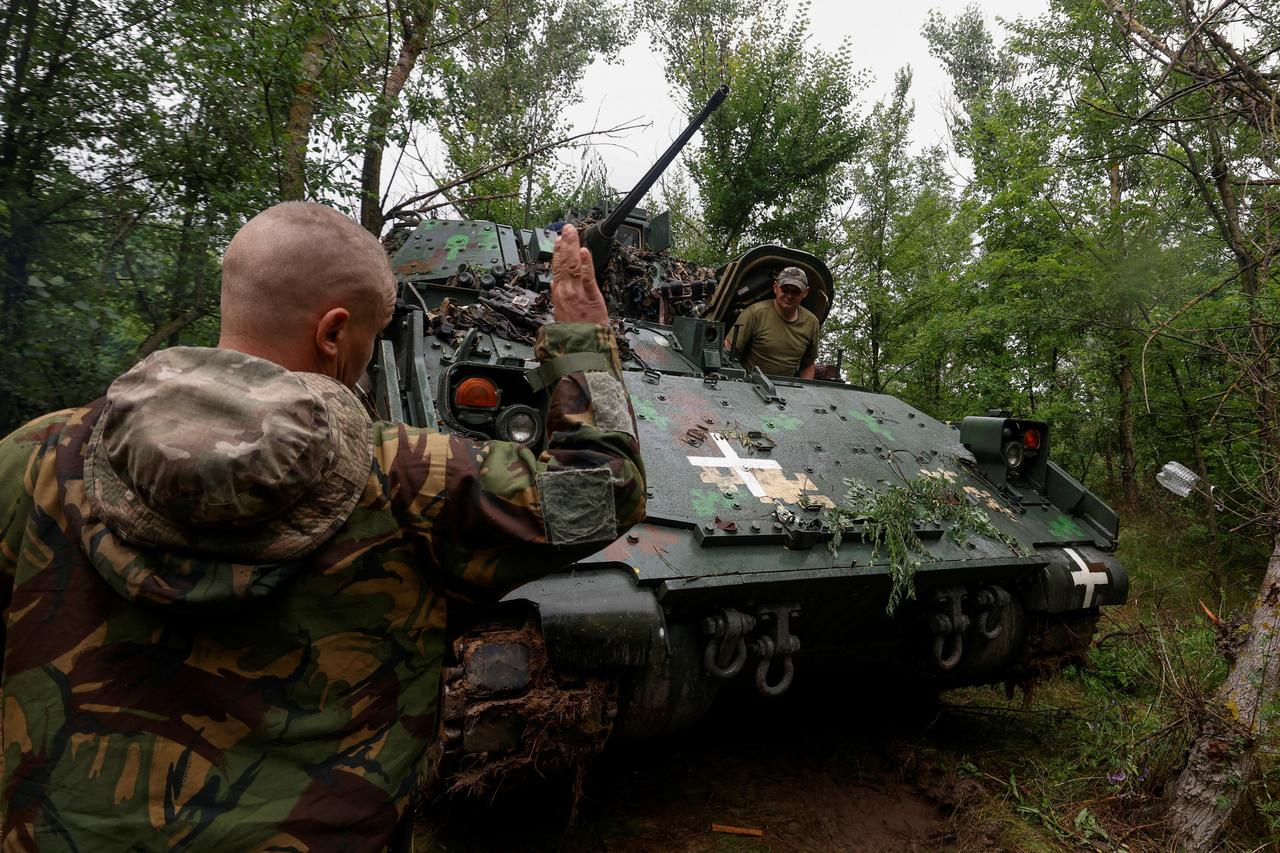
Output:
0,204,645,851
726,266,820,379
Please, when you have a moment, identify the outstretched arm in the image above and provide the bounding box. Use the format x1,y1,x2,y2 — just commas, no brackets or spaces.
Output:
382,225,645,596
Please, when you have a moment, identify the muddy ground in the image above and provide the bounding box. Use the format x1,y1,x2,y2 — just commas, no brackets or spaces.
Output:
419,683,1004,853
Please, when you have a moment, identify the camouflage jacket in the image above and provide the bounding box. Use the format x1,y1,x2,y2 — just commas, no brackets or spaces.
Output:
0,323,645,851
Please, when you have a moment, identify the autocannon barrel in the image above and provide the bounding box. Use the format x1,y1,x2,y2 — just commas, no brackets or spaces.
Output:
585,84,729,271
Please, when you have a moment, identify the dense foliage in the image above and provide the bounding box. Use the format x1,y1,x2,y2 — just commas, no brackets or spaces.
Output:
2,0,1278,846
0,0,630,428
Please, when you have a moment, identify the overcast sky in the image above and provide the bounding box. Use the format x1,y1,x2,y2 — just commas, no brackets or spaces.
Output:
384,0,1049,215
560,0,1047,189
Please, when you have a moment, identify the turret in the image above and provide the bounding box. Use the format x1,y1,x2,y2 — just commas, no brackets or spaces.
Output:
582,84,729,274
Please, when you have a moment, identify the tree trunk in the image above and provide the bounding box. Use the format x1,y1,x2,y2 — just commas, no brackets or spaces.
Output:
1107,161,1139,506
0,218,33,428
0,212,32,345
280,25,332,201
1168,115,1277,853
359,1,434,235
1108,160,1124,254
521,156,535,229
0,151,39,420
1163,70,1280,853
1115,350,1139,506
868,309,882,393
1167,533,1280,850
0,0,40,349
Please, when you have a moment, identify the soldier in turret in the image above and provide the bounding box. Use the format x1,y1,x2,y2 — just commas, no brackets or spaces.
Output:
726,266,820,379
0,203,645,851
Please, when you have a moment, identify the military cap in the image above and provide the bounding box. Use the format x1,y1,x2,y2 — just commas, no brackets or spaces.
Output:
776,266,809,291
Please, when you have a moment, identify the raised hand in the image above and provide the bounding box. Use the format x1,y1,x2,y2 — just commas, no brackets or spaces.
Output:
550,224,609,326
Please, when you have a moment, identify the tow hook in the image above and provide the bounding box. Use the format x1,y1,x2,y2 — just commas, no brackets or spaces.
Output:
975,585,1011,639
702,608,755,678
750,604,801,697
701,604,801,697
929,587,970,671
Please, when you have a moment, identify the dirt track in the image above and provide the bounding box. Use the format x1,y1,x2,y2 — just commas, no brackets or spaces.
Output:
420,685,983,852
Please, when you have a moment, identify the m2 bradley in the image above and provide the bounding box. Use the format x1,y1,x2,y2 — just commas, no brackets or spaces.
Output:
372,86,1129,793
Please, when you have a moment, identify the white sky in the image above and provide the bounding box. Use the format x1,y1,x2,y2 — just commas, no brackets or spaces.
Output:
561,0,1047,190
383,0,1047,216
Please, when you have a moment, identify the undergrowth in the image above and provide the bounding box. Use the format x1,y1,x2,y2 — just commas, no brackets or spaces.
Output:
932,508,1279,851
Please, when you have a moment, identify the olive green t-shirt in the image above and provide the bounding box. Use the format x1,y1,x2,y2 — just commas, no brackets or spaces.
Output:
729,300,820,377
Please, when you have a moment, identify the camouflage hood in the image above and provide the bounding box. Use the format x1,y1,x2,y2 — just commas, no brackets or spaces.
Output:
79,347,373,606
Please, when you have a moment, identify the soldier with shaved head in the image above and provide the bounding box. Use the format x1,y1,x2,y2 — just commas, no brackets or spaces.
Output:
0,203,645,850
219,203,398,385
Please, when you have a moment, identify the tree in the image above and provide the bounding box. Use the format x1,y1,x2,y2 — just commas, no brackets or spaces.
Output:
641,0,865,258
278,0,392,203
429,0,631,228
825,67,965,396
1,0,168,422
1086,2,1280,847
0,0,285,428
922,3,1188,491
923,5,1110,471
358,0,437,234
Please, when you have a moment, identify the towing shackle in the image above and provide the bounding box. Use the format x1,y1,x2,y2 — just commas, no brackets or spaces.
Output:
927,584,1014,672
701,604,801,697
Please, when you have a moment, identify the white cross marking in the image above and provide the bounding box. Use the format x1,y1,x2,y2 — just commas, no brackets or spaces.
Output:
687,433,781,498
1064,547,1110,608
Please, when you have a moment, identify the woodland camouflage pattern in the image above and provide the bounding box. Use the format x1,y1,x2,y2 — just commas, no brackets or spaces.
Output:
84,346,375,567
0,322,645,851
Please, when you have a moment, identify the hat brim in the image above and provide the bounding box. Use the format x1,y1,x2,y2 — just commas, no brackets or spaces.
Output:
85,373,373,564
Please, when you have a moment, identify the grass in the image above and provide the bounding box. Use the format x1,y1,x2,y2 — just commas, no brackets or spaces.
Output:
930,506,1280,851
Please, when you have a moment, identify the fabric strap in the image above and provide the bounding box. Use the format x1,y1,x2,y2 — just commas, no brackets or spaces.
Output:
525,351,615,392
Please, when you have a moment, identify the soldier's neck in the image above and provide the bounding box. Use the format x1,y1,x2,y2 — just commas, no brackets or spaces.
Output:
216,336,322,376
772,300,800,323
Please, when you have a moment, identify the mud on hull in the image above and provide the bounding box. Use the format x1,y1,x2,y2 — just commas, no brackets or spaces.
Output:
425,593,1100,797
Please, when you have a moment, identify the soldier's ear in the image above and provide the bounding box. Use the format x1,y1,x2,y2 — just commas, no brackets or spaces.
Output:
315,307,351,358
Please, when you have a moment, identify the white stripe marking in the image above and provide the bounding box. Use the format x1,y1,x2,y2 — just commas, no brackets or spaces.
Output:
687,433,782,498
1064,547,1109,608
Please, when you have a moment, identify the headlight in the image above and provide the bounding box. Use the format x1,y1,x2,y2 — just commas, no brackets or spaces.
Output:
496,405,543,446
1003,441,1025,469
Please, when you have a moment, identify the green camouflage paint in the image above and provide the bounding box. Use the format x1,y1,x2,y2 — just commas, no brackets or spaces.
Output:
445,234,470,259
1049,515,1088,538
630,396,670,429
761,413,803,431
690,487,736,518
849,410,895,441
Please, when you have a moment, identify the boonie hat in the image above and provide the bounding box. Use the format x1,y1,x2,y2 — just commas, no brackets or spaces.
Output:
776,266,809,291
84,347,373,563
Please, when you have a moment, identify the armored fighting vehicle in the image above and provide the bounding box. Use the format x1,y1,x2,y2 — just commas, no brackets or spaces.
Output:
372,86,1129,793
